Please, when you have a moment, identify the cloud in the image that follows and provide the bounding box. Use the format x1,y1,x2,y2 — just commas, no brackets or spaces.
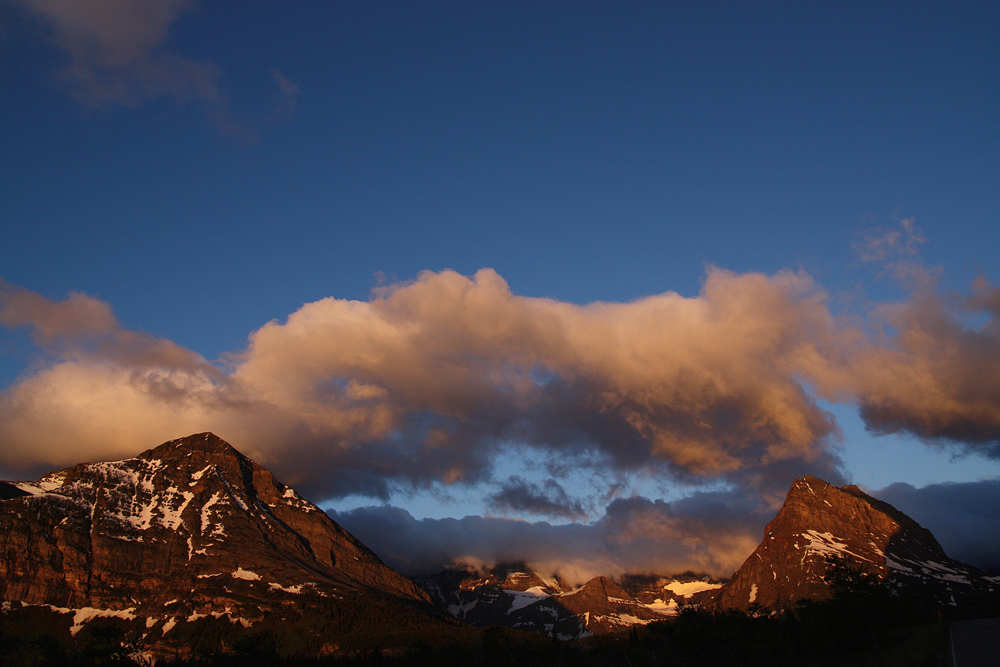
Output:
331,487,769,581
228,267,844,488
852,217,926,267
270,67,300,117
337,477,1000,579
875,479,1000,573
0,280,118,345
819,276,1000,455
0,263,997,502
488,476,587,521
8,0,297,136
0,281,229,470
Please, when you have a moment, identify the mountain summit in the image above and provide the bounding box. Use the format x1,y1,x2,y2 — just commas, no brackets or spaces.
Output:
0,433,440,659
714,475,998,611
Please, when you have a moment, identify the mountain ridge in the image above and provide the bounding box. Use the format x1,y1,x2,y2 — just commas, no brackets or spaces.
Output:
713,475,998,612
2,435,996,661
0,433,445,660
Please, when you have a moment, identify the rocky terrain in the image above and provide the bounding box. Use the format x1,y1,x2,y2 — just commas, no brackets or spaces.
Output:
714,475,999,612
0,433,451,660
2,435,996,662
415,562,722,638
416,476,998,631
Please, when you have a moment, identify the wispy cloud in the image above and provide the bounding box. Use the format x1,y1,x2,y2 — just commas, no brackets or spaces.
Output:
8,0,298,136
852,217,926,266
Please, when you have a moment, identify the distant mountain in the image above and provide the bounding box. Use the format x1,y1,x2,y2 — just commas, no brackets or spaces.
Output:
714,475,999,612
415,562,722,639
0,433,454,661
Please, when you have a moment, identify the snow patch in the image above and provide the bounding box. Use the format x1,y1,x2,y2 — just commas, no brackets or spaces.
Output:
159,490,194,530
200,492,227,537
802,530,852,557
70,607,136,636
645,599,679,616
505,587,550,613
664,581,722,597
269,583,303,594
232,567,260,581
886,557,913,573
749,584,758,604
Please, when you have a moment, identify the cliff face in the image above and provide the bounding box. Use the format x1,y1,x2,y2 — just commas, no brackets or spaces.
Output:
714,476,998,611
0,433,435,656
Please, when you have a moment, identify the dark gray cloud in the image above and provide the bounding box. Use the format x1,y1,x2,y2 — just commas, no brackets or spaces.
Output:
488,476,587,521
876,478,1000,573
330,486,770,582
332,477,1000,581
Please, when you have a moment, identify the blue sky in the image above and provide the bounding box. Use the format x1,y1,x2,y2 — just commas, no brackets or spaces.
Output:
1,1,998,577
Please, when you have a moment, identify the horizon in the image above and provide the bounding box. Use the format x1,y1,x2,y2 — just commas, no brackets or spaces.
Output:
1,1,998,579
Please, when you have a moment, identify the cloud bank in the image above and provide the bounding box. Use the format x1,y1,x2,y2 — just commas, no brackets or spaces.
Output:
875,478,1000,573
331,485,768,581
0,268,832,492
2,264,998,502
333,476,1000,579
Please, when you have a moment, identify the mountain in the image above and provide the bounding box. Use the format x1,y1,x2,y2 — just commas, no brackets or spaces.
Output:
415,562,721,639
0,433,455,661
714,475,999,612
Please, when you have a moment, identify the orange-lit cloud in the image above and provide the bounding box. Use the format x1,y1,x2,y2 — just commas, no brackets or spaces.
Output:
1,263,998,504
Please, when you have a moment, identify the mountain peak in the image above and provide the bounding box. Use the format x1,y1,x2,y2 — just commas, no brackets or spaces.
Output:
714,475,997,611
140,432,243,462
0,434,434,656
577,575,628,599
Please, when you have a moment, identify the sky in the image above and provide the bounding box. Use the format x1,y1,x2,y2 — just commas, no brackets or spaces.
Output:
1,1,998,581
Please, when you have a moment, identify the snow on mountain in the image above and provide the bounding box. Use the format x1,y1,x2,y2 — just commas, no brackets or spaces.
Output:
0,433,441,660
714,476,999,612
415,562,723,638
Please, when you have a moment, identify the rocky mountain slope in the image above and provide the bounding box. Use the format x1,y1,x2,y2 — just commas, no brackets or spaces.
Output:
4,439,994,660
714,475,999,612
415,562,722,639
0,433,449,660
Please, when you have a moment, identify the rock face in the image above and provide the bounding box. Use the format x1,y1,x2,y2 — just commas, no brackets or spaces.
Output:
0,433,440,657
714,475,999,612
416,562,715,638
